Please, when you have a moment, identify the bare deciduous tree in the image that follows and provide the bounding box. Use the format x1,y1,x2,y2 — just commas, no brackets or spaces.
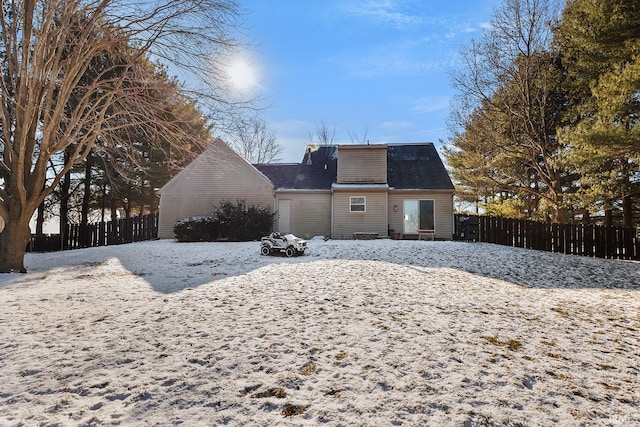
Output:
228,116,282,163
308,120,336,145
447,0,570,223
0,0,240,272
347,128,369,145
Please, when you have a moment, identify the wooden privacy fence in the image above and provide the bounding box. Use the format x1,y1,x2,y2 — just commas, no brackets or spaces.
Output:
27,213,158,252
454,214,640,260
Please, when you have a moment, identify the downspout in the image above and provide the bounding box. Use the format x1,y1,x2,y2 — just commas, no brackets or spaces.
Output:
451,193,455,241
331,190,334,239
385,190,389,237
272,192,277,232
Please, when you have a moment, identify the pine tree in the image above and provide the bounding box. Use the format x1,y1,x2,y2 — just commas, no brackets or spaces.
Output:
557,0,640,226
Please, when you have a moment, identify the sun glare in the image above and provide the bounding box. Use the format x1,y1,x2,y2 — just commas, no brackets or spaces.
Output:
227,56,259,93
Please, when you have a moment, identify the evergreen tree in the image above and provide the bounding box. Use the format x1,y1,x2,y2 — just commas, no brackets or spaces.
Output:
557,0,640,226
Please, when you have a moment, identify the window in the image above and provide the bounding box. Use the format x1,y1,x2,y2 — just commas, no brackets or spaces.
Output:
403,200,434,233
350,196,366,212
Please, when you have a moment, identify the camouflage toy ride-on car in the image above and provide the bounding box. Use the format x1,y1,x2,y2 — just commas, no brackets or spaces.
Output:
260,232,307,257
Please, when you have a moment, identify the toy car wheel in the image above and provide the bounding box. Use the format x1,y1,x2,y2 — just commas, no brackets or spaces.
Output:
285,246,295,257
260,246,270,256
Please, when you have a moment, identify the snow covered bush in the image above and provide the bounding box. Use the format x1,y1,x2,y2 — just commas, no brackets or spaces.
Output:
173,216,218,242
173,201,275,242
213,200,276,241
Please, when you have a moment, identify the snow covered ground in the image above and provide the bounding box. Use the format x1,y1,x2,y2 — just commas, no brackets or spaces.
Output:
1,239,639,426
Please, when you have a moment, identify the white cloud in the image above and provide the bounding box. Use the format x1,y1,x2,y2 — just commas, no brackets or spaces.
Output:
330,7,492,78
381,120,412,130
412,96,451,114
341,40,460,78
340,0,424,28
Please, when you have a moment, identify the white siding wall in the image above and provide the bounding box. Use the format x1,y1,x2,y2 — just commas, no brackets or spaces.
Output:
157,140,274,238
276,192,332,239
388,191,454,240
332,191,388,238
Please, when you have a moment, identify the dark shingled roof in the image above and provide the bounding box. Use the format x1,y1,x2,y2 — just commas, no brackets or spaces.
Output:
254,143,453,191
387,143,454,190
252,164,299,189
253,145,337,190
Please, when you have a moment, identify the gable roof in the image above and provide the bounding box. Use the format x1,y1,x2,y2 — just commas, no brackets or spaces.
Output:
256,143,453,191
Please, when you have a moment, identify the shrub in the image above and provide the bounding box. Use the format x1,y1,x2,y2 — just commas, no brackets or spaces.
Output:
173,216,218,242
172,200,276,242
213,200,276,241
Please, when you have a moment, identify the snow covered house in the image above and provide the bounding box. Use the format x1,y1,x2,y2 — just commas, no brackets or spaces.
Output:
157,139,455,240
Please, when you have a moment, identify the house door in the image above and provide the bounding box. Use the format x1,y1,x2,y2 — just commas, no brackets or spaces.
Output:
278,199,291,233
403,200,435,233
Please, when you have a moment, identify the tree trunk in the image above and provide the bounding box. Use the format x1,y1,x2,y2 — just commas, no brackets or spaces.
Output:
81,156,93,226
551,196,567,224
554,207,567,224
622,195,633,227
110,194,118,222
101,184,107,223
36,200,45,235
81,156,93,247
59,149,72,236
582,209,590,225
0,215,32,273
604,209,613,226
139,180,145,215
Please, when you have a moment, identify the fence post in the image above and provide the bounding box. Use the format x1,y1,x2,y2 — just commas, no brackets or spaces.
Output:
576,224,583,256
624,227,634,260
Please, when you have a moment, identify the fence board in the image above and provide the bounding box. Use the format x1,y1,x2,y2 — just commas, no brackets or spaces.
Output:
454,214,639,261
25,214,158,253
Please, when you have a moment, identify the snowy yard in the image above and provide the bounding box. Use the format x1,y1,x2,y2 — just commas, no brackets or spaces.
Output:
1,239,639,426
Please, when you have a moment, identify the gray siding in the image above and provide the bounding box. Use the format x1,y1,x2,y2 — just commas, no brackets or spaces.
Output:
157,140,274,239
332,191,388,238
337,145,387,183
276,191,332,239
388,191,454,240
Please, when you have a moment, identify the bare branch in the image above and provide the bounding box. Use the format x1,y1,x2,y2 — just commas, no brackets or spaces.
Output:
227,115,282,163
0,0,242,271
308,120,336,145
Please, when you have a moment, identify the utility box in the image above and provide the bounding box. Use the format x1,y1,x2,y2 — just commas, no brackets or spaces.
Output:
457,216,479,241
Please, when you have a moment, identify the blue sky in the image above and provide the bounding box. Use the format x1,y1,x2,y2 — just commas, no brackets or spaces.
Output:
228,0,500,163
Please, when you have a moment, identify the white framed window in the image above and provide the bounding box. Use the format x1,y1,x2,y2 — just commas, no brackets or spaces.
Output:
350,196,366,212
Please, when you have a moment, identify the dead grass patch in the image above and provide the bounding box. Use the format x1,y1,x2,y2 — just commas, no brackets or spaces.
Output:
481,335,523,351
551,307,570,318
324,388,344,397
239,384,262,397
299,361,317,376
596,364,617,371
281,403,309,417
545,370,571,381
251,387,287,399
